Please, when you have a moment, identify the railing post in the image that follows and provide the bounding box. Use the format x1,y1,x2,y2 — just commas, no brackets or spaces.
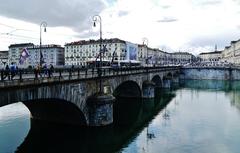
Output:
85,68,88,78
48,69,51,78
69,69,72,80
1,71,3,82
8,72,10,80
34,68,38,80
59,70,62,80
92,68,94,77
19,70,23,82
78,69,80,79
103,68,106,76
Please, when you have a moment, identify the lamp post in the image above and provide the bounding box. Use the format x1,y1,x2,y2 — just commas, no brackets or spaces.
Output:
93,15,103,93
142,37,148,67
40,21,47,66
143,37,150,81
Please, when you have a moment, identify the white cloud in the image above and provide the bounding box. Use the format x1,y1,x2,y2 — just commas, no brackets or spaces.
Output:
0,0,240,55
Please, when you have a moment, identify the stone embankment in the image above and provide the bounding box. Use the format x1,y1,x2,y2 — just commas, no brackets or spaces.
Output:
181,67,240,80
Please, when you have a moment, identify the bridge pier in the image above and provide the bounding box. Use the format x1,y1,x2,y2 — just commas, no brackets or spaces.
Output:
162,79,172,89
172,77,179,84
87,94,115,126
142,81,155,98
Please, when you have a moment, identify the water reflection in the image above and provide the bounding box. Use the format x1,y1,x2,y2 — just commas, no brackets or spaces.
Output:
0,103,30,153
15,90,175,153
181,80,240,111
3,80,240,153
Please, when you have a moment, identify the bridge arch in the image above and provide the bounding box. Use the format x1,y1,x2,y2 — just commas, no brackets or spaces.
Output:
22,98,87,126
166,72,173,79
113,81,142,98
173,71,179,77
151,75,162,88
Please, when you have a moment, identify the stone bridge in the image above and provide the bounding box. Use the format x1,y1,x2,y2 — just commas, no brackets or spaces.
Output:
0,66,180,126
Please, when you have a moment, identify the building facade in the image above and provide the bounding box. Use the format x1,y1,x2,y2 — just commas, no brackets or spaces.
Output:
65,38,197,67
0,51,8,68
137,45,170,66
221,40,240,64
65,38,134,66
171,52,195,65
27,45,64,67
198,51,222,62
8,43,64,68
8,43,34,66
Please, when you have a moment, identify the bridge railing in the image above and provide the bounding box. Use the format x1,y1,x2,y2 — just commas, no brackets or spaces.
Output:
0,66,180,88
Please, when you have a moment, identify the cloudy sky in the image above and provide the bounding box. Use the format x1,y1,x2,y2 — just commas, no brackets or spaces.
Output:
0,0,240,55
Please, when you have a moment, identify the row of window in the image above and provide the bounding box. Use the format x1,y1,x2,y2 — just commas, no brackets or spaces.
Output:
66,43,120,49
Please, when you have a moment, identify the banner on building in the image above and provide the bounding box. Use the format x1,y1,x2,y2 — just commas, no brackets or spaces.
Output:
19,48,30,64
126,42,138,61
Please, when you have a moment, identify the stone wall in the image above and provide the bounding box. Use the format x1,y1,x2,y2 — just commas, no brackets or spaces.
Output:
181,67,240,80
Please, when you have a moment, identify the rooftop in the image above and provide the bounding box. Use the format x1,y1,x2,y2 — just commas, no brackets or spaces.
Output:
199,51,222,55
65,38,126,46
28,44,63,49
9,43,34,48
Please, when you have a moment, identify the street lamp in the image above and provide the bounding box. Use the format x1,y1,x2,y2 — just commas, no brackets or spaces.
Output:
93,15,103,93
142,37,149,66
40,21,47,66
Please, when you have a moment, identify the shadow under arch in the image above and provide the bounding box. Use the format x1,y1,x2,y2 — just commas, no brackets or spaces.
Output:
113,81,142,125
151,75,162,87
166,72,173,79
173,71,180,78
22,98,87,126
113,80,142,98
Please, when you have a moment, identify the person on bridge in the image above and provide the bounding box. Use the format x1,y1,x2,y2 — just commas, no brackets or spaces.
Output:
48,64,54,78
43,64,48,77
34,64,42,79
3,65,10,80
10,63,16,80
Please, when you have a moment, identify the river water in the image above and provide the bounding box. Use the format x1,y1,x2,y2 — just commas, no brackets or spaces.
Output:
1,80,240,153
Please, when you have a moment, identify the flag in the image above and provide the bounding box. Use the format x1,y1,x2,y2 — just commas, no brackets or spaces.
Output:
19,48,30,64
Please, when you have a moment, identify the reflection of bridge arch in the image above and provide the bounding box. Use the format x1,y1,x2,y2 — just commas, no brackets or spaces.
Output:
23,98,87,126
113,81,142,98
